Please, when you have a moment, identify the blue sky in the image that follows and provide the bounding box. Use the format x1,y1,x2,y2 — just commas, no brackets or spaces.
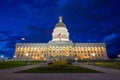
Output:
0,0,120,58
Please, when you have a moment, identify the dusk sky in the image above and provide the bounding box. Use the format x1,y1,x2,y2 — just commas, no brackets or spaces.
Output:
0,0,120,58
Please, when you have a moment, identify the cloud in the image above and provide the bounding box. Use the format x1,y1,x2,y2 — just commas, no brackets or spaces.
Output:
107,47,120,57
0,30,28,57
103,33,118,42
25,25,52,42
102,33,120,57
19,0,60,18
0,0,120,58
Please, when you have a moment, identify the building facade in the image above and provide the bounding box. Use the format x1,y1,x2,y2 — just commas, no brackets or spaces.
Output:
14,17,108,60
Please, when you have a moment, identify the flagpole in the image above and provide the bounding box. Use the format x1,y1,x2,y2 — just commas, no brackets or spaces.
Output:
60,34,61,60
58,33,61,60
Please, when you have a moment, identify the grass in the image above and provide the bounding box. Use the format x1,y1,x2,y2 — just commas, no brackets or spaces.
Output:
0,61,40,69
17,66,101,73
17,60,101,73
94,62,120,69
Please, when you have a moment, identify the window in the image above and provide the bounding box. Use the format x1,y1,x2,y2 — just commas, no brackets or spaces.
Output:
102,54,104,57
21,54,23,57
88,54,90,56
101,51,103,53
17,54,20,57
75,54,77,57
98,51,99,53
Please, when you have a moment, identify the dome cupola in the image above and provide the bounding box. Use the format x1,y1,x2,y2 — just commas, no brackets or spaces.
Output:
51,16,70,42
55,16,66,28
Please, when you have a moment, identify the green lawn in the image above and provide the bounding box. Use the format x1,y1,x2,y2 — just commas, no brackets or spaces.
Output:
94,62,120,69
0,61,40,69
17,66,101,73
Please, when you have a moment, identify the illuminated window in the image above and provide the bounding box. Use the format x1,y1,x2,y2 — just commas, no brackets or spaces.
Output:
75,54,77,57
102,54,104,57
88,54,90,56
17,54,20,57
21,54,23,57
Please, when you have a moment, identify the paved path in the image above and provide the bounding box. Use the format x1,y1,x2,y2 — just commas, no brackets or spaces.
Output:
0,64,42,73
79,63,120,74
0,64,120,80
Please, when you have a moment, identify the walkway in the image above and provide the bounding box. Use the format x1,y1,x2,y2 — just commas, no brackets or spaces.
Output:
0,63,120,80
79,63,120,74
0,64,42,73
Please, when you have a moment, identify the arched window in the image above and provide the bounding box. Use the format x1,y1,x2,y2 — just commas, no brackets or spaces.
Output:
75,54,77,57
88,51,90,53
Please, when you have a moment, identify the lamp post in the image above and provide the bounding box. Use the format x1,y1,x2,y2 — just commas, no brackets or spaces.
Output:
25,53,29,65
1,55,4,58
75,57,78,65
41,54,45,64
14,55,16,61
118,55,120,58
0,55,4,61
118,54,120,71
92,53,95,59
91,53,95,64
41,54,44,61
118,54,120,60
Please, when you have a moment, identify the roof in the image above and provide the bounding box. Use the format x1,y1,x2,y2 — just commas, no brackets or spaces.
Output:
55,16,66,28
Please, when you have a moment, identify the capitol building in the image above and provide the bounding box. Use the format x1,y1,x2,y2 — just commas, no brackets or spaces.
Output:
14,17,108,60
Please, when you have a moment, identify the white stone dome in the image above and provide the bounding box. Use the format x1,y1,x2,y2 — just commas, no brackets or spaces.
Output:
52,17,70,42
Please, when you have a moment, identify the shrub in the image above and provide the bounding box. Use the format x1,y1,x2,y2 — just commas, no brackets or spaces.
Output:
48,60,72,69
